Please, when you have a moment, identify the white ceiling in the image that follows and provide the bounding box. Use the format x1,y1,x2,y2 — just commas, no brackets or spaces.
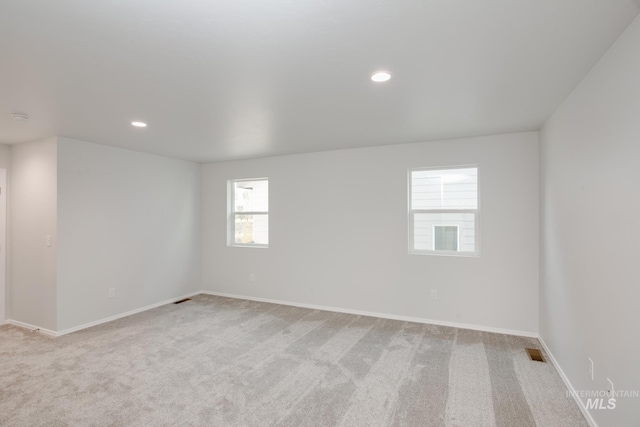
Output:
0,1,638,162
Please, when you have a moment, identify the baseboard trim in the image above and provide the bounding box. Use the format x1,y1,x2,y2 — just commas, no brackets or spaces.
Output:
538,336,598,427
201,290,539,338
6,290,538,339
55,290,202,336
7,291,202,337
6,319,57,337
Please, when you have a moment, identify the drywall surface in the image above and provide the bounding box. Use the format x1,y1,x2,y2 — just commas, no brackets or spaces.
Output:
10,138,57,331
202,132,539,334
56,137,201,331
540,16,640,426
0,145,10,169
0,144,9,322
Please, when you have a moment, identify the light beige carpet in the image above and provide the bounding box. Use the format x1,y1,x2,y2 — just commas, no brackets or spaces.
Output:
0,294,588,426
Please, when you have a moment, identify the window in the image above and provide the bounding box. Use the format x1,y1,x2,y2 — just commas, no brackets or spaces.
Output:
228,178,268,247
409,166,478,255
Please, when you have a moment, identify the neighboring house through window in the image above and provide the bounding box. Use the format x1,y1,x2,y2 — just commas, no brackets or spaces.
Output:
433,225,459,251
409,166,479,255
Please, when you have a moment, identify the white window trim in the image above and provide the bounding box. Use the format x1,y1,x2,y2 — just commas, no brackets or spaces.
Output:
228,177,269,248
408,165,480,257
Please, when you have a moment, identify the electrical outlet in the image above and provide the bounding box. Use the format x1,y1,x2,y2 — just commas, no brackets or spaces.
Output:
431,290,438,300
250,273,255,282
108,288,115,298
45,235,52,247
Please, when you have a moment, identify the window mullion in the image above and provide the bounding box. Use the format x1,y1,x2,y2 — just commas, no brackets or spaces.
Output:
233,211,268,215
411,209,478,214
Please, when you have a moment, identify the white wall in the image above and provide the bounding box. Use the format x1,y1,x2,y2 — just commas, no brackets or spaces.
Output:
56,137,201,331
202,132,539,334
540,16,640,426
10,138,58,331
0,144,9,168
0,144,10,322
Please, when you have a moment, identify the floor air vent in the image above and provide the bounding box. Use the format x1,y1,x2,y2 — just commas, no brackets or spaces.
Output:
525,348,545,363
174,298,191,304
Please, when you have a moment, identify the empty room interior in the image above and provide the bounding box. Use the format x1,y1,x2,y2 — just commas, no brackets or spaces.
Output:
1,1,639,426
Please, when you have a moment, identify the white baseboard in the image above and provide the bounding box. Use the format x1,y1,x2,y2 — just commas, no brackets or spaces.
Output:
201,290,539,338
6,291,201,337
55,290,202,336
7,319,57,337
538,336,598,427
6,289,538,339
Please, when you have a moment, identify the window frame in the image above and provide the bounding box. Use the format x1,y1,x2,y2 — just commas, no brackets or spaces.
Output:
228,177,269,248
408,165,480,257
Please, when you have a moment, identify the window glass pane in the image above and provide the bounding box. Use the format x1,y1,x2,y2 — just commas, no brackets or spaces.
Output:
234,214,269,245
411,168,477,210
234,180,268,212
434,226,458,251
414,213,475,252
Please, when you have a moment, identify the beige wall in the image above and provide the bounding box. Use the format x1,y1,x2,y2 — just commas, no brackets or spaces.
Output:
0,144,9,322
56,137,201,331
540,15,640,427
202,131,540,335
10,137,57,331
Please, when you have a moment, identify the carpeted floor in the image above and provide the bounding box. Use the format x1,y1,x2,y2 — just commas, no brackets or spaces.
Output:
0,294,588,426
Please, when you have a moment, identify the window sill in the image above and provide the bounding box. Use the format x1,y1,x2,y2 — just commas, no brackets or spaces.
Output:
408,250,479,258
228,244,269,249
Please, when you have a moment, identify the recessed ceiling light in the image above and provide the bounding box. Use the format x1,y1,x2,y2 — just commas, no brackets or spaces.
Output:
371,71,391,83
10,113,29,122
131,121,147,128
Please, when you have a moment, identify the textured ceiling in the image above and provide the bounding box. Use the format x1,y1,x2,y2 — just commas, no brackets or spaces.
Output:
0,0,638,162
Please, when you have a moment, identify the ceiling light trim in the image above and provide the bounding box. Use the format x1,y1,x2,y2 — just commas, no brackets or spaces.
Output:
371,71,392,83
